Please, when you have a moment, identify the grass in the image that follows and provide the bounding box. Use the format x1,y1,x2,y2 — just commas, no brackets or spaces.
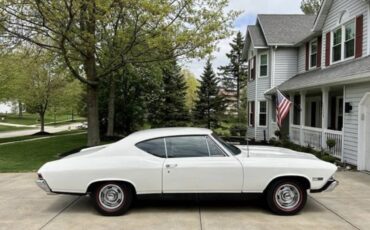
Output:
0,125,31,132
0,113,85,126
0,133,89,172
0,131,116,172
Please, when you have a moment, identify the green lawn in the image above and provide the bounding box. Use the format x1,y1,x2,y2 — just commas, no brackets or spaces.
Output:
0,133,89,172
0,113,85,126
0,125,31,132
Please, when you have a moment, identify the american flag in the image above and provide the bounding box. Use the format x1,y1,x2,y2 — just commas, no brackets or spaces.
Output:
276,89,292,128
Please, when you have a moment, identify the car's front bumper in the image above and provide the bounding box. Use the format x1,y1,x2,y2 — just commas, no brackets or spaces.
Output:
36,179,55,194
311,178,339,193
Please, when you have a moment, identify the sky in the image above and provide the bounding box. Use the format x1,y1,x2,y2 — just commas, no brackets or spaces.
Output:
182,0,304,78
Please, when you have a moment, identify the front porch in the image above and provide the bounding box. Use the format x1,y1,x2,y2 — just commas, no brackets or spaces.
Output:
287,87,344,159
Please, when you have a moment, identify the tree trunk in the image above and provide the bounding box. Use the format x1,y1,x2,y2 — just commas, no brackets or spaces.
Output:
86,84,100,146
18,101,23,117
40,112,45,133
106,75,116,137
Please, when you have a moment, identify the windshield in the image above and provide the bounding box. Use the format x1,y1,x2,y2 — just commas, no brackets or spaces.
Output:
211,133,241,155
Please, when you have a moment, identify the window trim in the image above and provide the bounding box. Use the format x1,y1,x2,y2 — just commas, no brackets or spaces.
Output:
331,19,356,64
309,39,318,69
258,100,268,127
259,53,268,78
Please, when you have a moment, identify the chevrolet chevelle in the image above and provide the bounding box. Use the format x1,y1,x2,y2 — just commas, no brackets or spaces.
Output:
36,128,338,216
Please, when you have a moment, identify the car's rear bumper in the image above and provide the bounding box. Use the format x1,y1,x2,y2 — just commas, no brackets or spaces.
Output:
36,179,55,194
311,178,339,193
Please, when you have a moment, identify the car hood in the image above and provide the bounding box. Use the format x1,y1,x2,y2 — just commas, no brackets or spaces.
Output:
236,145,318,160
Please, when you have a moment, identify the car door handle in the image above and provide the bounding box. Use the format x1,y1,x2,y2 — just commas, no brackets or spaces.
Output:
165,164,178,168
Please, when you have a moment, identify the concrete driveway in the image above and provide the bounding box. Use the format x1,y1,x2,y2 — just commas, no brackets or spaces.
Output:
0,171,369,230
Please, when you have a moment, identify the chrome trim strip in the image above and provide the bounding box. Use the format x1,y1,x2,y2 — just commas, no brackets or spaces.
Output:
36,179,55,194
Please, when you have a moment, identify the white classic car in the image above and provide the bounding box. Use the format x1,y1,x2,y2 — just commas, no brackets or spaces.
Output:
36,128,338,216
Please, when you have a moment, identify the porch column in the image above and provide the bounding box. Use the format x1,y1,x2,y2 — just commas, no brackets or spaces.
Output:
300,91,306,145
322,87,329,149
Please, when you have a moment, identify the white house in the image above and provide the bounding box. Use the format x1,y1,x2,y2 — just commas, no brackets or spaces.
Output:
244,0,370,170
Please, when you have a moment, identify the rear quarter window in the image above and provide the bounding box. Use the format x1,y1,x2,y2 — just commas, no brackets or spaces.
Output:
136,138,166,158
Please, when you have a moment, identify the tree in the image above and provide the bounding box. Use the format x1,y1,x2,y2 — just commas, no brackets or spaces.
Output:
148,60,189,127
193,59,225,129
218,31,248,119
181,69,199,112
0,0,238,146
20,53,69,132
300,0,323,15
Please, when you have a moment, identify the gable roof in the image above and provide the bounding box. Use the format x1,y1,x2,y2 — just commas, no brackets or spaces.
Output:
248,25,267,48
257,14,316,46
312,0,334,32
266,56,370,93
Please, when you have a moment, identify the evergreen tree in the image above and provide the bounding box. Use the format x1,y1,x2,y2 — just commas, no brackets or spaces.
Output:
300,0,323,15
194,59,225,129
218,31,248,117
148,60,189,127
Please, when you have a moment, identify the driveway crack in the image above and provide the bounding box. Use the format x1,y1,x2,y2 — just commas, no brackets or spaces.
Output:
39,196,81,230
310,196,361,230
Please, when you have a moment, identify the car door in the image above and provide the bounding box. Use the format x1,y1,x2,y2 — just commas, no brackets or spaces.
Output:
162,135,243,193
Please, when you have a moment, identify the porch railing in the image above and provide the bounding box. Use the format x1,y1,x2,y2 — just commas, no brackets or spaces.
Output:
324,130,343,158
289,125,343,159
302,127,322,150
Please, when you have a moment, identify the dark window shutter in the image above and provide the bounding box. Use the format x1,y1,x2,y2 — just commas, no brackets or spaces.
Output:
253,56,256,80
355,15,363,58
305,42,309,71
251,101,255,126
325,32,331,66
248,59,251,81
317,35,322,68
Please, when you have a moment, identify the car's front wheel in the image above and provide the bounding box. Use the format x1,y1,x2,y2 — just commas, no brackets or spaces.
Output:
92,182,133,216
266,179,307,215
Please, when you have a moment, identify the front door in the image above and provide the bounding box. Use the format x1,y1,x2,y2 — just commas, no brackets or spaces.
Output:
162,135,243,193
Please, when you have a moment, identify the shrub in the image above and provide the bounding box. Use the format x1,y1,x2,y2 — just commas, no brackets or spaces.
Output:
326,139,336,149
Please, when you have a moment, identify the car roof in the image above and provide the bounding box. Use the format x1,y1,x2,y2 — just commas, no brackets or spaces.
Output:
125,127,213,143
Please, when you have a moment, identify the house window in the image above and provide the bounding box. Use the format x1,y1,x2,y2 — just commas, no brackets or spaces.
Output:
310,40,317,68
344,22,355,58
259,54,268,77
259,101,267,127
332,20,355,63
248,101,255,127
332,28,342,62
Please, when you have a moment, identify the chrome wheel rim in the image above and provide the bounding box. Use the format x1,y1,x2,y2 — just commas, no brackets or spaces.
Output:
98,184,124,210
274,184,300,210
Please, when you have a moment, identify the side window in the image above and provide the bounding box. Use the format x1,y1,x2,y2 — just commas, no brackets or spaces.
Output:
166,136,209,158
136,138,166,158
206,137,226,157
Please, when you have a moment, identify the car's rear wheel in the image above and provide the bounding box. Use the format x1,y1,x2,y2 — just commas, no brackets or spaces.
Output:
92,182,133,216
266,179,307,215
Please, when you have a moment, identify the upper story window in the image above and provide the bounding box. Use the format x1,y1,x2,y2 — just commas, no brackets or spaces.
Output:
248,101,255,127
310,39,317,68
249,57,255,81
259,54,268,77
332,20,355,63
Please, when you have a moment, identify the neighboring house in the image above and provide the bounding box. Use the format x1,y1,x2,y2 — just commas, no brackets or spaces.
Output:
243,0,370,170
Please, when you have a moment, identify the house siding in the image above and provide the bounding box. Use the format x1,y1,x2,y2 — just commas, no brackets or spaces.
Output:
274,48,298,86
343,81,370,165
321,0,369,68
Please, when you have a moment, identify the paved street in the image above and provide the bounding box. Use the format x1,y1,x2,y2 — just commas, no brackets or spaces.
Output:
0,122,84,138
0,171,369,230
